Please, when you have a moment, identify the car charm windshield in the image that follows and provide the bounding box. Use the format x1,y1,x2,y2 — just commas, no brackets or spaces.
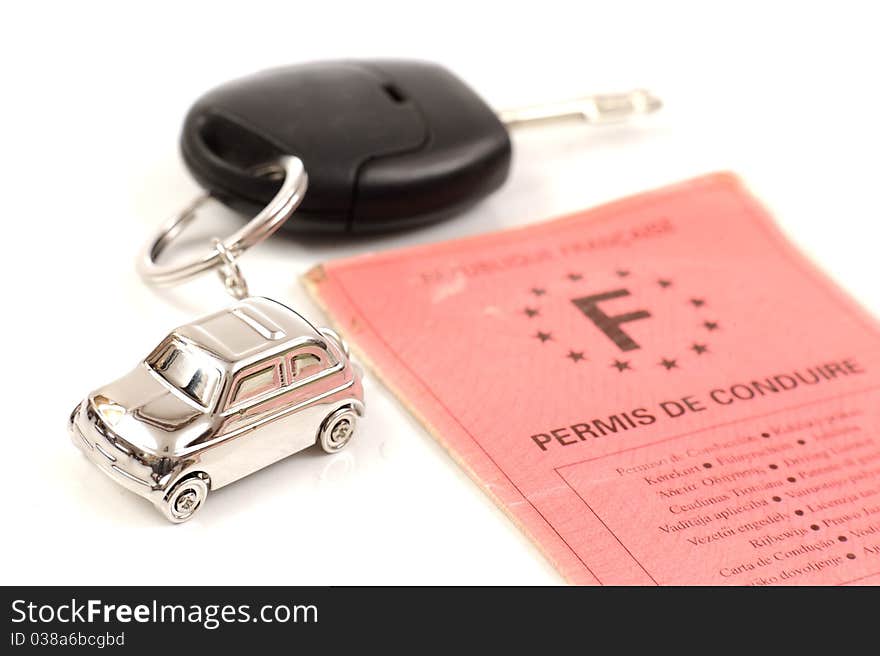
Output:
148,339,222,408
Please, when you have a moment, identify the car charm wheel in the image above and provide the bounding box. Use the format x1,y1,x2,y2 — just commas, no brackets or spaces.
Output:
161,474,209,523
319,407,359,453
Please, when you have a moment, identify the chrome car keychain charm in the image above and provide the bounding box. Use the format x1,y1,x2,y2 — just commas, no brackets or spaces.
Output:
68,156,365,522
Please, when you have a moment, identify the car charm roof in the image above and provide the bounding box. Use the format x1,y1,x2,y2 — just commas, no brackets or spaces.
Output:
173,297,321,364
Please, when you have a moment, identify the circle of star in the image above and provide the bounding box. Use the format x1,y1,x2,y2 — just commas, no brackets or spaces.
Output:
522,271,718,372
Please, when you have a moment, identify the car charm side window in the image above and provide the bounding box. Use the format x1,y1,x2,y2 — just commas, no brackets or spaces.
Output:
229,362,282,407
291,352,322,379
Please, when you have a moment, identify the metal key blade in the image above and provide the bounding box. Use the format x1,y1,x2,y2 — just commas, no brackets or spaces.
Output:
498,89,662,128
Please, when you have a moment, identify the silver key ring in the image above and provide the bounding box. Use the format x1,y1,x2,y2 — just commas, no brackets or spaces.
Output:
137,155,307,292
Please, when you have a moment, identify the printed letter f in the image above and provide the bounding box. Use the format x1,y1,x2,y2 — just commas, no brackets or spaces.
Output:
572,289,651,351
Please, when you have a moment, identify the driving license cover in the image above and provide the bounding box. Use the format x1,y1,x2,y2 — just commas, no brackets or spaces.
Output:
304,173,880,585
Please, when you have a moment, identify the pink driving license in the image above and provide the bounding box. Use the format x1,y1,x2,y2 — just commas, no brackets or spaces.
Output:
304,173,880,585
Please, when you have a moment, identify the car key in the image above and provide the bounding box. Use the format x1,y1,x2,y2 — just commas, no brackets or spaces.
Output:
75,61,659,522
181,60,660,233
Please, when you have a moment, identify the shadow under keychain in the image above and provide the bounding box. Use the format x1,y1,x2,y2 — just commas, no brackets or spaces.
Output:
68,60,660,523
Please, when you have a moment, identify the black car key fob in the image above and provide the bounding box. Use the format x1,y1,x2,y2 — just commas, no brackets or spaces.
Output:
181,60,660,234
181,60,512,233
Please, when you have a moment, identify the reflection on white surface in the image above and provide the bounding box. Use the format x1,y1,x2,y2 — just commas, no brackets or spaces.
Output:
318,451,355,484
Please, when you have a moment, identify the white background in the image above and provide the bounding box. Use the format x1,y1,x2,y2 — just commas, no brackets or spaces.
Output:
1,1,878,585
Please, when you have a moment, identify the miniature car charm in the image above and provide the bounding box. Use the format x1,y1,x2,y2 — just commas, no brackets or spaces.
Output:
70,155,366,522
69,297,364,522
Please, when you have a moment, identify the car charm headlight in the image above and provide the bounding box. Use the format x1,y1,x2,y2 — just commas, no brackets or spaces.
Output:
93,395,125,427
